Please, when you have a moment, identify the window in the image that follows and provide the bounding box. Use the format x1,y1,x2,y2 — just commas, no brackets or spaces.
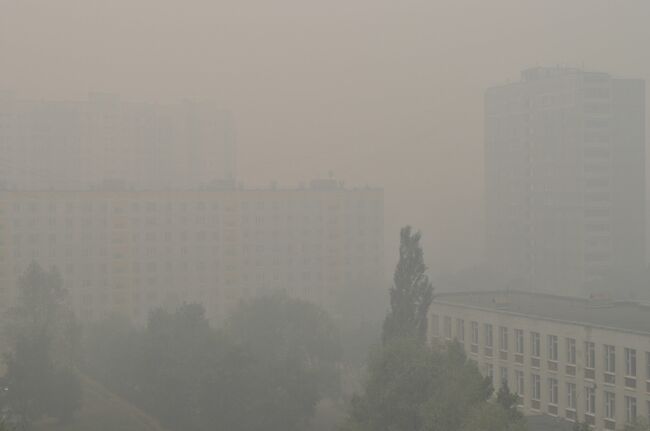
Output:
500,366,508,386
548,335,558,361
471,321,479,345
515,329,524,354
456,319,465,342
605,345,616,374
515,370,524,396
605,391,616,419
566,338,576,365
444,316,452,339
486,363,494,384
647,352,650,381
625,348,637,377
485,324,493,348
499,327,508,351
586,342,596,369
548,378,558,405
625,396,637,423
567,383,576,410
430,314,439,337
531,332,541,357
586,387,596,415
531,374,541,401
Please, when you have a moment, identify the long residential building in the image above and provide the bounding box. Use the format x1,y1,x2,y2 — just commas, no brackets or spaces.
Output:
485,67,645,295
0,180,383,324
430,291,650,431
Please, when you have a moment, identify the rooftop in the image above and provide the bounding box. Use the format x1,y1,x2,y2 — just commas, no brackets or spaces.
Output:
434,290,650,336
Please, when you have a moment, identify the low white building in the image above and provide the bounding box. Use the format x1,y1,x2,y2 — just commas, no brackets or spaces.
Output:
429,291,650,430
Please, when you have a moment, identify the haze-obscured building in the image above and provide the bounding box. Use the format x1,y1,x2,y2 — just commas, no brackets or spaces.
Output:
0,180,383,324
485,67,645,296
0,93,235,190
430,291,650,431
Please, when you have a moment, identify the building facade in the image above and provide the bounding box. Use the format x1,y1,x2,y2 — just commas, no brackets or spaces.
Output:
0,180,383,324
430,291,650,431
0,93,236,190
485,67,645,295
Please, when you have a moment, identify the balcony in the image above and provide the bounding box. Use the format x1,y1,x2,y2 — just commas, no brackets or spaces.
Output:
499,350,508,361
514,354,524,364
565,365,576,376
531,357,540,368
547,361,558,372
604,373,616,385
584,368,595,380
625,377,636,389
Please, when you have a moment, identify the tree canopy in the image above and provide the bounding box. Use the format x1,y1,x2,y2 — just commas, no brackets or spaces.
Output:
0,262,82,427
80,294,342,431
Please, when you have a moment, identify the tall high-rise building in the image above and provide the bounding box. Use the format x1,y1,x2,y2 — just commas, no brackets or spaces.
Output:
485,67,645,295
0,93,236,190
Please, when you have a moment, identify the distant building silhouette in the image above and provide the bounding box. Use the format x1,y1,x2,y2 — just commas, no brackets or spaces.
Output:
0,93,236,190
485,67,645,295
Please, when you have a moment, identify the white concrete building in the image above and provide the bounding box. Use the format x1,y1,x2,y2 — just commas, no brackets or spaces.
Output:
430,291,650,430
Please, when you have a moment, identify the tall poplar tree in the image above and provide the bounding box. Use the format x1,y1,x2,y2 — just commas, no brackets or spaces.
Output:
382,226,434,344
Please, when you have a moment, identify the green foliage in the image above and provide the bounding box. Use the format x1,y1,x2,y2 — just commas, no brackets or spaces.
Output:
1,262,82,427
342,340,494,431
623,418,650,431
461,402,527,431
383,226,434,344
81,295,341,431
496,381,522,422
572,421,591,431
227,293,342,397
342,230,526,431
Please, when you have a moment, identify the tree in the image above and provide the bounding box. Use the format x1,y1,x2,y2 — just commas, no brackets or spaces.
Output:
222,293,342,431
572,421,591,431
227,293,342,397
460,381,526,431
342,340,492,431
460,402,527,431
623,419,650,431
382,226,434,344
81,297,341,431
496,381,522,422
0,262,82,426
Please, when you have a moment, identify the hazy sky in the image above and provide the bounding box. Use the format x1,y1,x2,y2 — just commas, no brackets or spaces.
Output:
2,0,649,274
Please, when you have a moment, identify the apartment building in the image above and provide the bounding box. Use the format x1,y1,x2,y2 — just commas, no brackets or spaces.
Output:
0,180,383,324
485,67,645,295
0,93,235,190
430,291,650,430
